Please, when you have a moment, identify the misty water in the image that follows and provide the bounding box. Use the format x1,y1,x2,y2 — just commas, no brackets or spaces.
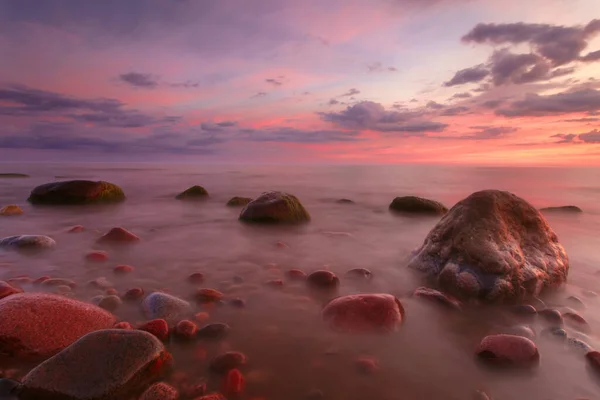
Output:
1,163,600,399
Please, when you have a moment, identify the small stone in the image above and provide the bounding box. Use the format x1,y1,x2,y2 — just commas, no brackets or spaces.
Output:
55,285,72,294
139,319,170,342
0,235,56,250
210,351,247,374
541,327,567,340
502,325,536,339
176,185,209,200
476,334,539,366
114,265,134,274
336,198,354,204
97,227,140,244
232,275,244,284
412,287,462,310
67,225,85,233
307,270,339,289
142,292,192,322
139,382,179,400
564,312,591,332
174,320,198,340
322,293,404,333
0,281,22,300
538,309,563,326
87,277,113,289
568,337,594,354
0,205,23,216
265,279,284,288
41,278,77,288
123,287,144,301
33,276,50,285
566,295,586,310
194,312,210,323
188,272,205,284
27,180,125,205
389,196,447,215
226,196,252,207
198,323,231,340
509,304,537,316
195,394,225,400
287,269,307,281
239,191,310,224
114,321,133,330
195,288,224,303
98,295,122,312
85,251,109,262
345,268,373,280
355,356,378,374
229,298,246,308
585,351,600,374
106,288,118,296
222,368,245,396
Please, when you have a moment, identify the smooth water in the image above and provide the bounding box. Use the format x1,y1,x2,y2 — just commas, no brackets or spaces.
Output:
1,163,600,399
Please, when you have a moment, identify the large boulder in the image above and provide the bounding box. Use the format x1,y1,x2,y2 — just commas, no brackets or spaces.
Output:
239,191,310,224
27,180,125,205
142,292,193,323
408,190,568,302
322,294,404,333
0,293,115,363
0,235,56,250
176,185,208,200
389,196,447,215
19,329,173,400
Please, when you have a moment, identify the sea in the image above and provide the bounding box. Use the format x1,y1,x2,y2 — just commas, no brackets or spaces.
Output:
1,163,600,400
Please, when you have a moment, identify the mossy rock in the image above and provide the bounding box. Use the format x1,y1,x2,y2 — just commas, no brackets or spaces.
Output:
540,205,582,213
239,191,310,224
27,181,125,205
175,186,209,200
226,196,253,207
389,196,447,215
0,173,29,178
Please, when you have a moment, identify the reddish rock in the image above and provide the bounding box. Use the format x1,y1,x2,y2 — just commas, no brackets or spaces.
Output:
7,277,31,286
40,278,76,288
307,270,340,288
567,295,586,309
0,281,22,300
265,279,284,288
412,287,462,311
105,288,118,296
509,304,537,316
139,382,179,400
222,368,245,396
586,351,600,374
564,312,591,332
0,205,23,216
97,227,140,244
539,309,563,326
476,334,539,366
276,241,289,249
197,323,231,340
114,265,134,274
194,312,210,323
123,287,144,301
195,288,224,304
175,320,198,340
355,357,379,374
287,269,307,281
114,322,133,330
188,272,205,284
85,251,109,262
322,294,404,333
138,319,170,342
67,225,85,233
142,292,192,322
195,394,226,400
182,383,206,398
210,351,248,374
33,276,50,285
87,277,113,290
19,329,172,400
98,295,122,312
0,293,115,362
229,298,246,308
345,268,373,280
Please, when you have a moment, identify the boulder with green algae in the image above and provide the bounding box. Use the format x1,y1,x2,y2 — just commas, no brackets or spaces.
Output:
27,180,125,205
239,191,310,224
226,196,253,207
175,185,209,199
389,196,447,215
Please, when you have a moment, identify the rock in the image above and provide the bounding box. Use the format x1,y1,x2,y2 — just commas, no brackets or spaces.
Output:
0,281,23,300
174,320,198,340
123,287,144,301
114,322,133,330
566,295,586,310
139,382,179,400
0,173,29,178
114,265,134,274
239,191,310,224
142,292,192,322
322,294,404,333
541,327,567,340
345,268,373,280
355,356,379,374
0,378,19,399
287,269,307,281
87,277,113,290
564,312,591,332
336,198,354,204
33,276,50,285
0,205,23,216
85,251,109,262
265,279,284,288
195,288,224,304
408,190,569,302
585,351,600,374
226,197,252,207
412,287,462,311
0,235,56,250
97,227,140,244
20,329,172,400
68,225,85,233
98,295,122,312
41,278,77,288
476,334,539,366
210,351,247,374
175,185,208,200
540,205,582,213
221,368,245,396
307,270,340,289
229,298,246,308
138,319,170,342
501,325,536,339
567,337,594,354
27,180,125,205
539,309,563,326
188,272,205,284
197,323,231,340
0,293,115,362
509,304,537,317
389,196,448,215
195,394,226,400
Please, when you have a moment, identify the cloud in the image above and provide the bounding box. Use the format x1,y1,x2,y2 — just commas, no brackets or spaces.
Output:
444,65,489,87
467,125,518,139
388,67,398,72
328,99,340,105
440,106,470,116
563,117,599,123
367,62,397,73
169,81,200,88
426,101,444,110
553,130,600,144
496,88,600,117
482,99,504,109
341,88,360,97
449,92,472,100
266,78,283,86
252,92,267,98
580,129,600,143
551,133,578,143
241,127,364,143
119,72,159,88
581,50,600,62
201,121,238,131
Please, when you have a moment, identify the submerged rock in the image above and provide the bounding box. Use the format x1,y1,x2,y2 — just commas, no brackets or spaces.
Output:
19,329,172,400
142,292,192,322
476,334,539,366
97,227,140,244
389,196,448,215
27,180,125,205
322,294,404,333
195,288,224,304
412,287,462,311
197,323,231,340
0,281,23,300
239,191,310,224
307,270,340,289
0,235,56,250
0,293,115,362
176,185,209,200
540,205,582,213
0,205,23,216
408,190,569,302
226,197,253,207
336,198,355,204
0,173,29,178
210,351,247,374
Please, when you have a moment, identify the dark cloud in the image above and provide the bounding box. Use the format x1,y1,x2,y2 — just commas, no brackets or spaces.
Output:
444,64,489,87
266,78,283,86
388,67,398,72
426,101,444,110
563,117,599,123
482,99,504,109
440,106,470,116
552,130,600,144
252,92,267,98
580,129,600,143
581,50,600,62
449,92,472,100
328,99,340,106
71,112,178,128
119,72,159,88
242,127,364,143
341,88,360,97
551,133,577,143
489,50,550,85
367,62,397,73
496,88,600,117
200,121,238,131
467,126,518,139
169,81,200,88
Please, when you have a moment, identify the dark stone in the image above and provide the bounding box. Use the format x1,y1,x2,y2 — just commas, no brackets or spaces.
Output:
540,205,582,213
509,304,537,316
98,295,122,312
20,329,172,400
175,186,208,200
307,270,339,288
476,334,539,366
142,292,192,323
541,327,567,340
0,379,19,399
174,320,198,340
566,295,586,310
287,269,307,281
539,309,563,326
229,298,246,308
0,173,29,178
27,180,125,205
226,197,252,207
408,190,569,302
188,273,205,284
586,351,600,374
197,323,231,340
209,351,247,374
123,288,144,301
389,196,447,215
322,294,404,333
239,191,310,224
0,235,56,250
336,199,354,204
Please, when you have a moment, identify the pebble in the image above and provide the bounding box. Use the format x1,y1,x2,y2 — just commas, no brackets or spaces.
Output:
41,278,77,288
307,270,340,288
232,275,244,284
566,295,586,310
98,295,122,312
113,265,134,274
188,272,205,284
0,235,56,250
174,320,198,340
0,281,22,300
142,292,192,322
412,287,462,311
567,337,594,354
222,368,245,396
476,334,539,366
538,309,563,326
139,382,179,400
563,312,591,332
114,322,133,330
195,288,224,303
87,277,113,290
85,251,109,262
0,205,23,216
322,293,404,333
97,227,140,244
198,323,231,340
123,287,144,301
509,304,537,316
345,268,373,280
33,276,50,285
541,327,567,340
138,319,170,342
67,225,85,233
286,269,307,281
105,288,118,296
355,356,379,374
210,351,247,374
229,298,246,308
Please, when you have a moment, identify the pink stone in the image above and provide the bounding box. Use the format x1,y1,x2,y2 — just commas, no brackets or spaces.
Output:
286,269,307,281
97,227,140,244
0,280,22,300
174,320,198,340
188,272,205,284
123,287,144,301
222,368,245,396
307,270,339,288
113,265,134,274
85,251,109,262
322,294,404,333
114,321,133,330
67,225,85,233
139,382,179,400
476,334,539,366
355,356,379,374
139,319,170,341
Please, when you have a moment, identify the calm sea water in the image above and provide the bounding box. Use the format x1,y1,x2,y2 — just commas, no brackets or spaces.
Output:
1,163,600,399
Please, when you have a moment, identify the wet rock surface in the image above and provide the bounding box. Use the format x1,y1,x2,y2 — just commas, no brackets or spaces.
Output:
389,196,448,215
408,190,569,302
540,205,583,213
0,235,56,250
307,270,339,288
142,292,192,322
0,205,23,216
97,227,140,244
175,185,208,200
239,191,310,224
322,294,404,333
27,180,125,205
226,196,253,207
476,334,539,366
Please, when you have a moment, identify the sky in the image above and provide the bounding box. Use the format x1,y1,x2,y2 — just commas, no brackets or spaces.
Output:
1,0,600,165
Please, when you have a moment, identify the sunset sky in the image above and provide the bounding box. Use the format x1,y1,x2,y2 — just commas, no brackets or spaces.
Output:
1,0,600,165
